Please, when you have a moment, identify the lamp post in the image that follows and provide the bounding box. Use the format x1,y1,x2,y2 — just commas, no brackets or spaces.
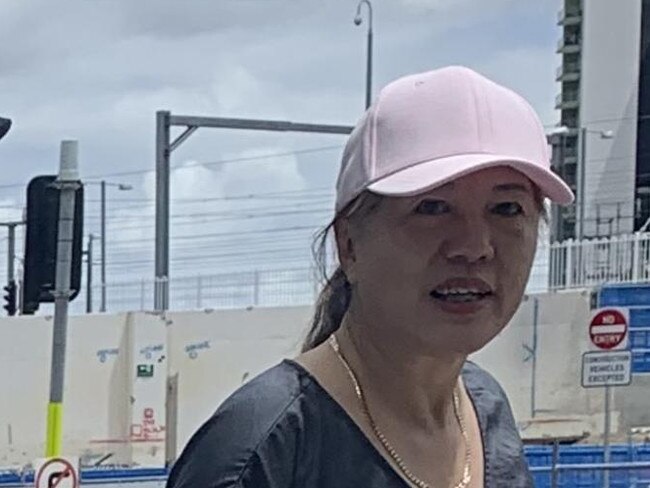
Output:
550,126,613,239
85,180,133,312
577,127,614,240
354,0,373,109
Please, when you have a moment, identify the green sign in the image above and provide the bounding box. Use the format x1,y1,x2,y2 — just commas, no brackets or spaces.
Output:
137,364,154,378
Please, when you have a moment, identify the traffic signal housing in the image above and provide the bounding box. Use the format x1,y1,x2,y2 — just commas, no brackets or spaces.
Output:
22,175,83,315
3,280,16,316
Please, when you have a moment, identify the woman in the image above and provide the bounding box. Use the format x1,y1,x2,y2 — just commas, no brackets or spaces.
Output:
167,66,573,488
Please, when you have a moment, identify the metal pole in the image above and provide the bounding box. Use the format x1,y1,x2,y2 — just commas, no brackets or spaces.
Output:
100,181,106,312
604,384,611,488
155,111,171,311
366,26,373,109
551,440,560,488
7,224,15,283
140,278,146,311
196,275,202,309
531,297,539,418
86,234,93,314
578,127,587,239
153,113,354,314
45,140,80,458
253,270,260,307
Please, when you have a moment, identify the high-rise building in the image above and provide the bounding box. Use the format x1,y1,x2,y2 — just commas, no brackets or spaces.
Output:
551,0,646,241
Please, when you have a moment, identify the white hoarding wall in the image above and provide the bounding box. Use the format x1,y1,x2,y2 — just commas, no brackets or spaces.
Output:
166,307,311,462
0,292,649,468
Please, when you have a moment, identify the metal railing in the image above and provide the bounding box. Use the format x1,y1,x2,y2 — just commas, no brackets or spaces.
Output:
558,6,582,24
548,232,650,291
556,91,580,107
556,62,581,80
557,37,581,52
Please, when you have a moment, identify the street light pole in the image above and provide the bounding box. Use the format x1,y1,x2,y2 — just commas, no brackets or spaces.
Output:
577,127,614,240
550,125,613,240
100,180,106,312
86,234,94,314
577,127,587,240
354,0,373,109
83,180,132,313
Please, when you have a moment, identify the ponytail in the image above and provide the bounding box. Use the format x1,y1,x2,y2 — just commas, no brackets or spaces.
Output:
301,266,351,352
301,218,352,352
301,192,380,352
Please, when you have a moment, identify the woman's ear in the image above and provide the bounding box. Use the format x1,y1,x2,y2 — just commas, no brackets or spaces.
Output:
334,218,357,282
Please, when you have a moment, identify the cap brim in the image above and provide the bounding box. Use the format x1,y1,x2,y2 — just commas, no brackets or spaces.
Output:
367,153,574,205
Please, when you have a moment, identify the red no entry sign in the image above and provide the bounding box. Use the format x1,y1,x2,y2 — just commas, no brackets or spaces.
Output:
589,308,628,350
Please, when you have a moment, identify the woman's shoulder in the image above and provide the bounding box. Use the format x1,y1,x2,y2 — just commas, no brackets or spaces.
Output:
461,360,507,397
461,361,517,425
167,360,318,487
462,363,533,485
221,359,311,417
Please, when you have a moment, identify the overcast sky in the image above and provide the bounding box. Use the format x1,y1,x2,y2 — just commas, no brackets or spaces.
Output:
0,0,562,312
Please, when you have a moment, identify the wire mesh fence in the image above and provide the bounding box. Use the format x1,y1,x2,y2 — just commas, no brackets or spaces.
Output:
69,232,650,314
78,267,323,314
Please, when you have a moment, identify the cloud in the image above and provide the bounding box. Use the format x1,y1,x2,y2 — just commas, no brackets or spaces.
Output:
474,47,560,127
0,0,565,299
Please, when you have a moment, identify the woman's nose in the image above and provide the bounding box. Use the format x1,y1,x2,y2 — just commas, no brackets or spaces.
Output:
443,216,496,264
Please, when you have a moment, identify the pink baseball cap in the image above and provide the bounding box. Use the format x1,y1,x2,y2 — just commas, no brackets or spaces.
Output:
336,66,574,212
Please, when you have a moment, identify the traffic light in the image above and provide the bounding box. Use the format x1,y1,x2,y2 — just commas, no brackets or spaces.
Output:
22,175,83,315
3,280,16,316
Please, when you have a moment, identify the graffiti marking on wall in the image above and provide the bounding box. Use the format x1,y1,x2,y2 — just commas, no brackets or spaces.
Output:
130,407,165,442
96,348,119,363
185,340,211,360
139,344,164,360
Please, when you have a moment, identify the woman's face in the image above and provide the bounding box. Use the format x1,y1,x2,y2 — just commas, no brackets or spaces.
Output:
337,166,541,355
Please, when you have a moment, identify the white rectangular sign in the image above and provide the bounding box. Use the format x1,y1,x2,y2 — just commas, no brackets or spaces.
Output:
581,351,632,388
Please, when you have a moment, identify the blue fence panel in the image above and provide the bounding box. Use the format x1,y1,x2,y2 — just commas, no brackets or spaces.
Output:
598,285,650,374
600,284,650,307
1,445,650,486
632,350,650,373
629,308,650,328
630,330,649,348
526,444,650,488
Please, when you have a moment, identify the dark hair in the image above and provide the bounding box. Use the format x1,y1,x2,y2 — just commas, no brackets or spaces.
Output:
301,192,382,352
300,187,547,352
300,224,351,352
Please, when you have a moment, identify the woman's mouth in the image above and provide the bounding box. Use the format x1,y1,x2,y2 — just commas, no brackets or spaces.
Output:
429,278,495,313
430,287,493,302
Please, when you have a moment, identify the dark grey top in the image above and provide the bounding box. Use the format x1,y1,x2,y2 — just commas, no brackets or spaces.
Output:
167,359,533,488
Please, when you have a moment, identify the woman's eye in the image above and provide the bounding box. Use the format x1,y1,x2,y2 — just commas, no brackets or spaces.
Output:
492,202,524,216
414,200,450,215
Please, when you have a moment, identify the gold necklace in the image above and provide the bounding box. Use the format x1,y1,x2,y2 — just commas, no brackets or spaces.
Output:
328,334,472,488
